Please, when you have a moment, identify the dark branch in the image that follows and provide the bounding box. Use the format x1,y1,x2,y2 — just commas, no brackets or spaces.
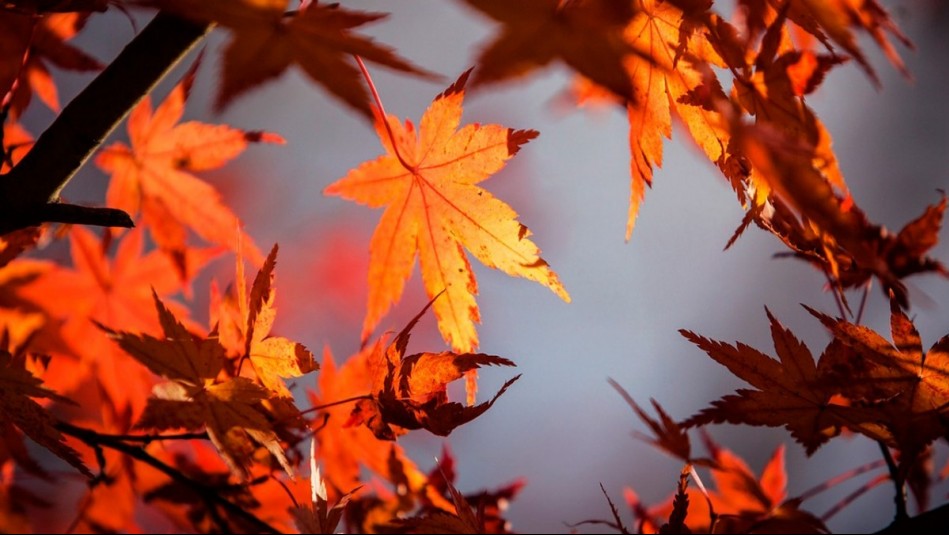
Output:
0,203,134,235
56,422,281,535
0,11,211,234
877,441,908,523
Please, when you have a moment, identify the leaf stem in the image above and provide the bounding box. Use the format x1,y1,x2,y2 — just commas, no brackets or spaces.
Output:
877,441,908,523
301,394,372,415
353,55,415,172
796,459,886,503
821,473,889,522
56,421,281,534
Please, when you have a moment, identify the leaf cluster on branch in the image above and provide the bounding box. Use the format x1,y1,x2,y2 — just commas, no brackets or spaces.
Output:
0,0,947,533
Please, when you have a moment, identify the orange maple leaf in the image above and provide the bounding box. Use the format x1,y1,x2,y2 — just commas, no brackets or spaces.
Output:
15,227,216,416
95,67,279,272
789,0,912,83
1,120,32,173
212,244,317,397
151,0,432,115
571,0,741,239
325,69,569,353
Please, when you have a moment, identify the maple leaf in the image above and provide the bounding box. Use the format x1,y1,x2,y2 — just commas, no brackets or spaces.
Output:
1,120,33,173
609,378,692,463
347,300,520,440
100,291,293,478
0,348,90,477
681,308,861,454
0,10,33,108
788,0,912,83
325,69,569,353
150,0,432,115
5,12,102,117
807,299,949,460
95,65,278,273
462,0,640,101
417,446,524,534
571,0,741,238
243,245,316,396
212,244,317,397
731,7,849,200
741,121,947,307
376,451,515,535
702,438,827,534
15,226,216,416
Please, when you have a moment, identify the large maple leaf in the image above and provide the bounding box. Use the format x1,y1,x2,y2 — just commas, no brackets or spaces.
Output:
325,70,569,353
95,67,278,271
102,291,293,478
151,0,431,115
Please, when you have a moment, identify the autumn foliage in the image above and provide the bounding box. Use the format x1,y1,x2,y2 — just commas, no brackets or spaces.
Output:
0,0,947,533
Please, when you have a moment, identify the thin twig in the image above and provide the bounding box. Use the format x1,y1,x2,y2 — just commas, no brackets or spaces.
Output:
796,459,886,503
56,422,282,534
855,280,871,325
300,395,372,415
877,441,908,522
821,473,889,522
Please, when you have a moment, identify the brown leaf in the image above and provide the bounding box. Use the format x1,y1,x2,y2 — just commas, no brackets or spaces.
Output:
609,378,691,462
463,0,640,101
151,0,433,115
0,349,89,477
104,292,292,478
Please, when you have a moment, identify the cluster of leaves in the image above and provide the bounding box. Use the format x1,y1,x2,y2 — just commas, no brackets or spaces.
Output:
0,0,947,533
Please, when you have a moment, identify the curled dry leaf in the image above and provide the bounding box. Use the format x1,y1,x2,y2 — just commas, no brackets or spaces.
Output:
346,298,520,440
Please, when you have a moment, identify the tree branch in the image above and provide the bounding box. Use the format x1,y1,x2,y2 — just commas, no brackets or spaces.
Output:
56,422,281,535
877,441,908,523
0,11,211,233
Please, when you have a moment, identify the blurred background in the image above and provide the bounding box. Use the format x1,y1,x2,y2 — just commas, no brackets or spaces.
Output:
23,0,949,532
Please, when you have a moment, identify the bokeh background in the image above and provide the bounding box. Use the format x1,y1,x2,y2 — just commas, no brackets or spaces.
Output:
23,1,949,532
